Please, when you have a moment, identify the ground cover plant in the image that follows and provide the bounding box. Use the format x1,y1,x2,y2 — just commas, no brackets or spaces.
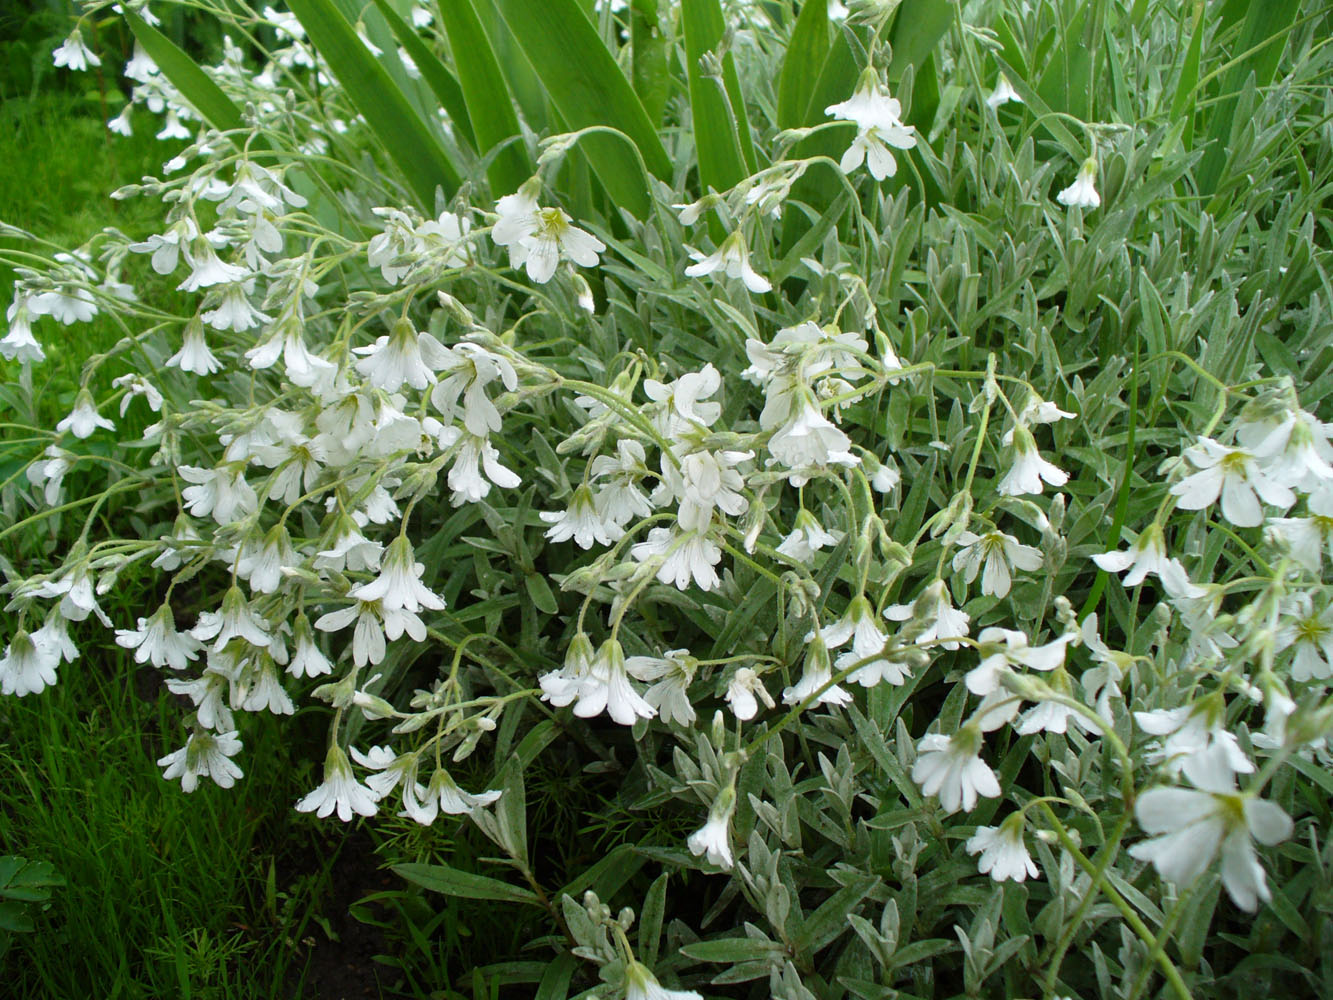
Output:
3,0,1333,998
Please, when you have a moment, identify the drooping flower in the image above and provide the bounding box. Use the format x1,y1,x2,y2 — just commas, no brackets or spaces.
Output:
687,782,736,870
724,667,774,721
347,536,445,614
541,484,622,549
782,631,852,709
56,388,115,439
630,526,723,592
912,723,1001,814
885,579,971,650
952,529,1044,598
157,729,244,792
683,230,771,293
401,768,502,825
115,604,201,671
626,648,698,726
997,425,1069,497
296,744,379,821
966,815,1039,882
52,29,101,71
490,184,604,284
0,629,60,697
985,73,1022,109
1057,157,1100,210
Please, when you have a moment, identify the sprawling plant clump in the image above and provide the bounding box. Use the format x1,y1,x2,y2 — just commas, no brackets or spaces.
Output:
4,0,1333,996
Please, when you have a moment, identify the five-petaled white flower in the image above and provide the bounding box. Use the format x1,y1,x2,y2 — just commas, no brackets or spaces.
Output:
1129,784,1292,912
684,230,771,293
53,29,101,71
296,744,379,821
1171,437,1295,527
158,730,244,792
687,782,736,870
952,529,1044,598
491,184,604,284
912,722,1002,814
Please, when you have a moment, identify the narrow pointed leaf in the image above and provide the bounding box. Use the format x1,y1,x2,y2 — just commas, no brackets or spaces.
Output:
122,12,242,134
490,0,671,217
393,863,540,905
285,0,460,207
435,0,532,195
632,0,671,126
370,0,478,151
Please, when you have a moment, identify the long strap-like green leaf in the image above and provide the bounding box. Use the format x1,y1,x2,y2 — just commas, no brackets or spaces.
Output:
682,0,757,196
286,0,460,207
123,11,243,134
490,0,672,218
777,0,831,130
435,0,533,196
370,0,478,153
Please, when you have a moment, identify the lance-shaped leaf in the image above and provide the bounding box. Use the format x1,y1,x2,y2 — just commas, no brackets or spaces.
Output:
777,0,831,129
123,11,243,134
434,0,532,196
285,0,460,207
490,0,671,217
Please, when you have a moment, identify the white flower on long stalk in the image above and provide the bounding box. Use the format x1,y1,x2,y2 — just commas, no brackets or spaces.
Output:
767,396,857,475
25,446,70,506
1092,522,1192,588
347,537,445,614
157,730,244,792
296,745,379,821
589,440,654,528
912,722,1002,814
541,637,655,726
776,509,843,561
683,230,771,293
783,631,852,709
952,529,1044,598
191,586,273,652
1252,409,1333,493
825,71,917,180
1170,437,1295,527
967,814,1039,882
1057,157,1100,209
1129,784,1292,912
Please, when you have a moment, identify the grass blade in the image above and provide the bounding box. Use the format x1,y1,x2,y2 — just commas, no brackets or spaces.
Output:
370,0,478,152
491,0,671,217
632,0,671,126
285,0,460,207
122,11,242,134
435,0,533,196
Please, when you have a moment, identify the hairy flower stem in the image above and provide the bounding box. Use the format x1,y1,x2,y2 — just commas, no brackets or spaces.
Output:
1040,804,1193,1000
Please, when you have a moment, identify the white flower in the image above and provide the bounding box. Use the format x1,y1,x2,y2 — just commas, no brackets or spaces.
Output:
347,537,445,614
314,600,389,668
542,637,654,726
115,604,201,670
2,295,44,363
724,667,774,721
767,397,857,474
180,464,257,524
26,446,71,505
684,230,771,293
631,526,723,592
354,320,450,392
1267,489,1333,574
490,187,604,284
0,629,60,696
444,431,521,505
431,342,518,436
1254,409,1333,493
541,484,622,548
997,425,1069,496
644,364,724,438
1129,786,1292,911
287,614,333,678
1092,523,1190,588
825,596,910,688
53,29,101,71
625,649,697,726
782,632,852,709
885,579,971,650
166,668,233,731
686,783,736,870
965,626,1072,696
191,586,273,652
167,320,221,374
985,73,1023,109
1057,157,1100,209
1171,437,1295,527
401,769,502,825
912,723,1002,814
623,961,702,1000
314,517,383,573
1135,700,1254,788
296,745,379,821
825,73,917,181
776,509,843,561
157,730,244,792
56,389,115,439
952,529,1044,598
967,817,1039,882
1276,593,1333,681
